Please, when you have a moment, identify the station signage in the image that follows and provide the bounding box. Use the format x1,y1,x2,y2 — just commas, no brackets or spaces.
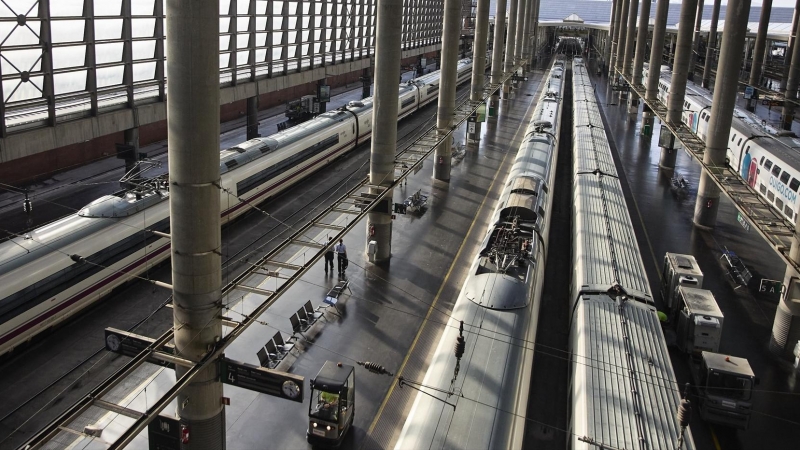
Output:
220,357,305,403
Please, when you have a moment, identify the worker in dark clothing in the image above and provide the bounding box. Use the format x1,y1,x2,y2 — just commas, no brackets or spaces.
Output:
324,237,335,274
334,238,348,275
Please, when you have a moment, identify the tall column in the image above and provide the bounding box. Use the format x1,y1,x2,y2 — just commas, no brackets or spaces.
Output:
367,0,402,261
488,0,507,118
608,0,622,77
503,0,520,97
747,0,773,111
772,231,800,358
529,0,539,64
246,96,259,140
702,0,722,89
646,0,670,102
434,0,462,181
166,0,225,447
661,0,698,169
604,0,619,73
614,0,630,77
467,0,491,141
621,0,639,79
781,6,799,91
515,0,526,62
669,33,676,66
783,20,800,130
518,0,532,67
688,0,705,81
632,0,651,87
693,0,751,228
630,0,652,114
666,0,698,125
531,0,540,60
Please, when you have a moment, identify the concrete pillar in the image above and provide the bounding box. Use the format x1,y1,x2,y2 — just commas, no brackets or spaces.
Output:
630,0,651,114
747,0,772,111
531,0,540,60
467,0,491,141
503,0,520,97
603,0,617,72
517,0,534,68
669,33,675,66
488,0,507,117
246,96,259,140
666,0,699,126
515,0,529,64
702,0,722,89
783,23,800,130
781,5,799,91
693,0,751,228
621,0,639,79
434,0,462,181
772,239,800,358
166,0,225,447
608,0,622,77
367,0,402,261
688,0,705,81
614,0,630,78
646,0,670,102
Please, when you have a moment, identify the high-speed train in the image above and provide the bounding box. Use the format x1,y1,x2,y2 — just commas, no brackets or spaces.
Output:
0,58,480,356
395,56,566,449
570,60,694,449
646,64,800,224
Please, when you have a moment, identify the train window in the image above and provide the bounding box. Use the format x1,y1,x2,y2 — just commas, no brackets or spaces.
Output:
738,138,743,146
764,159,773,170
760,183,767,194
768,191,775,202
731,134,736,142
780,171,791,184
776,198,784,210
791,179,800,192
786,204,794,217
771,165,781,177
745,146,750,154
705,115,709,122
760,156,765,165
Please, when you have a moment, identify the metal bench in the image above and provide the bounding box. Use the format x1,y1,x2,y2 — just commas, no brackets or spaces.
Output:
324,280,351,315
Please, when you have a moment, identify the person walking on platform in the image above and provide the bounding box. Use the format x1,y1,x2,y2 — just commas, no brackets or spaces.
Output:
335,238,348,275
324,237,335,274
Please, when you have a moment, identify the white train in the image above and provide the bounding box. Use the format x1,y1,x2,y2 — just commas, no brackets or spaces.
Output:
646,64,800,223
395,56,566,449
0,58,480,356
570,60,694,449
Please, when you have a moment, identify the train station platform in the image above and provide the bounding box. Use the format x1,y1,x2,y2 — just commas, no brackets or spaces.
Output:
582,58,799,450
0,64,547,448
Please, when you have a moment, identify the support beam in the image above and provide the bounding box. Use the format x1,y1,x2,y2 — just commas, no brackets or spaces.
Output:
603,0,617,73
748,0,772,111
782,0,800,130
614,0,630,77
515,0,530,64
688,0,705,81
608,0,622,77
631,0,652,113
467,0,491,141
166,0,225,447
646,0,670,102
666,0,698,126
503,0,520,97
702,0,722,89
367,0,402,261
488,0,508,116
621,0,639,79
693,0,751,228
781,6,799,91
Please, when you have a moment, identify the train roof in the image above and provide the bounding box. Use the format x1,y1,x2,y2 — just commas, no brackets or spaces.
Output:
572,294,692,450
573,174,652,303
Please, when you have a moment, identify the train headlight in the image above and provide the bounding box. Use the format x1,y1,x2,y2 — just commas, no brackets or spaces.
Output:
312,422,318,428
326,425,331,431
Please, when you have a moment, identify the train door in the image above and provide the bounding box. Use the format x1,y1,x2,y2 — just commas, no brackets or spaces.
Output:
748,159,758,188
